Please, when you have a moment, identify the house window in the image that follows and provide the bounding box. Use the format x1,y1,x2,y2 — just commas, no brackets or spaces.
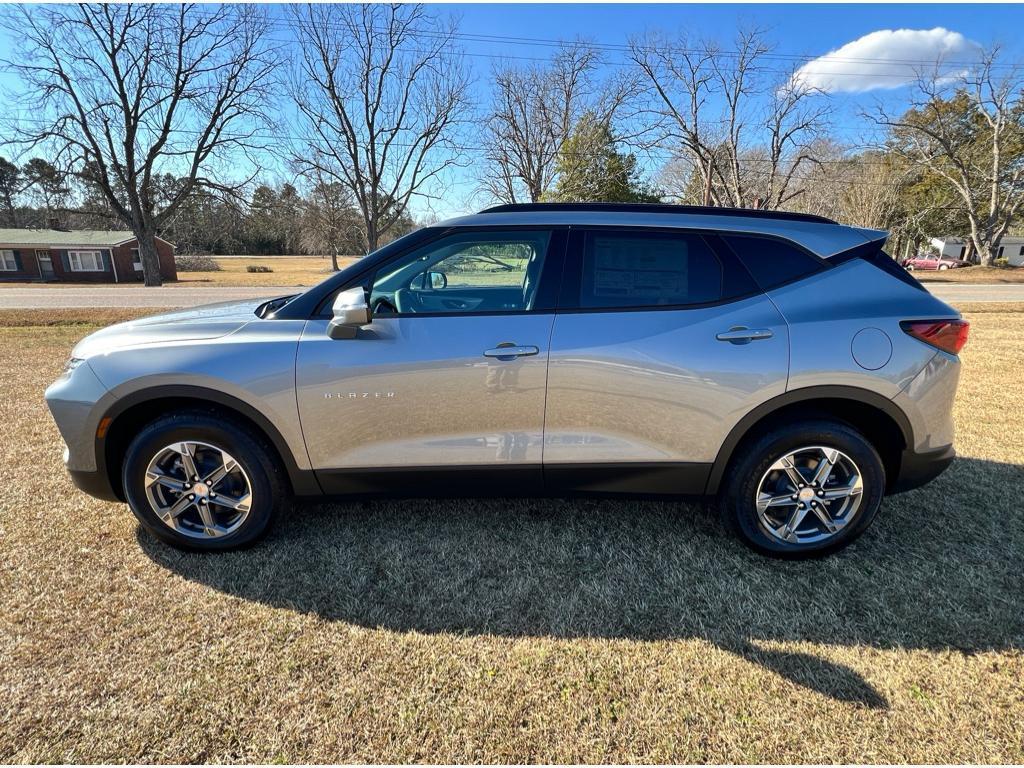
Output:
0,250,17,271
68,250,105,272
131,249,143,271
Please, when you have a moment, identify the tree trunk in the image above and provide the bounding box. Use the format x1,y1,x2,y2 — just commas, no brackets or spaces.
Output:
137,228,164,287
331,248,339,272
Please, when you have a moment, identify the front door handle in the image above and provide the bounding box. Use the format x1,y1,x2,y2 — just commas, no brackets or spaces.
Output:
483,344,540,360
716,327,774,344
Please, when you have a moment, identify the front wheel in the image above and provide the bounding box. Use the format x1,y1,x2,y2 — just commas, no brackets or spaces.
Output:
122,411,286,551
719,420,885,558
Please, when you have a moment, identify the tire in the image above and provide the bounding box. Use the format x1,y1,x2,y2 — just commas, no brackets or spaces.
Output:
719,419,885,558
122,410,286,551
939,263,950,271
905,263,914,271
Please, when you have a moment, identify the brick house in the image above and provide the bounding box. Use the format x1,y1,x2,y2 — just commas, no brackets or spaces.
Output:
0,227,176,283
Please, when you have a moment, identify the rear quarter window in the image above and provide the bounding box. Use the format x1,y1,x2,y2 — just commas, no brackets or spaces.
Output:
722,234,826,291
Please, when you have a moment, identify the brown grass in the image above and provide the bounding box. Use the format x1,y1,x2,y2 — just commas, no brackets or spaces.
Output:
1,307,1022,762
176,256,360,287
917,265,1024,283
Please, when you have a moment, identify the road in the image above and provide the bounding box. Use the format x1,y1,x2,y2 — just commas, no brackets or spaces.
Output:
0,282,1023,309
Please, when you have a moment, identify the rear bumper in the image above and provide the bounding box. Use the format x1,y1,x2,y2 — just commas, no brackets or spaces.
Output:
890,444,955,493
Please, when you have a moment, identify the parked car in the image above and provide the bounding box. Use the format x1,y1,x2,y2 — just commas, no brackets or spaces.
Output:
902,252,972,271
46,203,968,557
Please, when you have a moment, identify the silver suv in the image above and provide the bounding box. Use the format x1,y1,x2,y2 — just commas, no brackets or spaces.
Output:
46,203,967,557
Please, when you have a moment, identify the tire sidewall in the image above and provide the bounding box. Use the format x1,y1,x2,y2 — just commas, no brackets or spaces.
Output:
723,421,886,558
122,414,280,551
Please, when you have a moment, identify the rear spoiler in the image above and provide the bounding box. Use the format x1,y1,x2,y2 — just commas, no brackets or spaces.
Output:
828,231,889,265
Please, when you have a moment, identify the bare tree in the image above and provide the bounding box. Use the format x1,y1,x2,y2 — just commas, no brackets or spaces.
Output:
0,4,279,285
289,3,470,253
299,171,363,272
869,48,1024,266
629,28,830,209
481,43,622,203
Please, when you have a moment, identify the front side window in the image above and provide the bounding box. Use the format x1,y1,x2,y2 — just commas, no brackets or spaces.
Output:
369,230,551,315
0,250,16,271
578,231,725,309
68,250,105,272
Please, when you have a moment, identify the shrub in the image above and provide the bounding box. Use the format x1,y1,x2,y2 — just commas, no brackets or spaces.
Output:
246,264,273,273
174,254,221,272
994,257,1010,268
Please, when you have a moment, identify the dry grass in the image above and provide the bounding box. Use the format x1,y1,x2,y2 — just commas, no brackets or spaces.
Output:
1,307,1022,763
176,256,360,287
917,265,1024,283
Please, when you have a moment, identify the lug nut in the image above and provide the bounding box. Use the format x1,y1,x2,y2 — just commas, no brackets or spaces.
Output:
188,494,195,501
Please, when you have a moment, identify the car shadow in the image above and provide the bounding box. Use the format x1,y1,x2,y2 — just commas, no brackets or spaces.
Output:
140,456,1024,710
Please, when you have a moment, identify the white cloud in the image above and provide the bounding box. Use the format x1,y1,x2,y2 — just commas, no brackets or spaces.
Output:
787,28,981,94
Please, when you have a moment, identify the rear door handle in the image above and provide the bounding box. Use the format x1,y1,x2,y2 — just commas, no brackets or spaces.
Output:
716,327,774,344
483,344,539,359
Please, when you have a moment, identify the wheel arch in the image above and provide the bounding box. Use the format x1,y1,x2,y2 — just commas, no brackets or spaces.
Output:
705,386,913,495
98,385,321,501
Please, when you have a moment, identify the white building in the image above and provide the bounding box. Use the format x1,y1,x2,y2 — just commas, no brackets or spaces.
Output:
928,236,1024,266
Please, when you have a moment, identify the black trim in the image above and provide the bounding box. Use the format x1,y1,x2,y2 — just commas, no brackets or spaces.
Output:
69,468,121,503
718,232,831,292
315,462,711,498
481,202,838,225
891,444,955,493
544,462,710,496
704,386,915,495
98,385,322,499
316,464,544,496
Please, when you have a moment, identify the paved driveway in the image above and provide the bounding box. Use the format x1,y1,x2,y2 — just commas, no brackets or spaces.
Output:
1,282,1022,309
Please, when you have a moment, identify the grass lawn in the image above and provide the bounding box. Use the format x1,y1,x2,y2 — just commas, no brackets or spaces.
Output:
1,304,1022,762
175,255,361,288
916,265,1024,283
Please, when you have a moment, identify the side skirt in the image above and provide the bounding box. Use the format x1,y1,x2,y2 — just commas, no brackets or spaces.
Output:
314,462,711,498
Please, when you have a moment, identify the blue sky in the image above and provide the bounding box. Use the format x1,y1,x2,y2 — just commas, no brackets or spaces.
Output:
2,3,1023,219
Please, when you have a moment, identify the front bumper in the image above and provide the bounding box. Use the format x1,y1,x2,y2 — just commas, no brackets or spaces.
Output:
890,443,955,493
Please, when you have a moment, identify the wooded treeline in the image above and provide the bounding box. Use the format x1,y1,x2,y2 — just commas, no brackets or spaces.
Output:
1,3,1021,284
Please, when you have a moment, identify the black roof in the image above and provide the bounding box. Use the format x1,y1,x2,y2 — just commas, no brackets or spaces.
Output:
480,202,837,225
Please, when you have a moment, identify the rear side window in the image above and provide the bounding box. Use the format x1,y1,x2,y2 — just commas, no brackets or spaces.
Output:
723,234,824,291
578,231,725,309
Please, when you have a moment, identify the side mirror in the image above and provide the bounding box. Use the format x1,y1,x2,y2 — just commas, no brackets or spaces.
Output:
328,287,370,340
428,270,447,289
411,270,447,290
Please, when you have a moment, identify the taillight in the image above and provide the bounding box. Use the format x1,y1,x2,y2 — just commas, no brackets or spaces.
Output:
900,319,970,355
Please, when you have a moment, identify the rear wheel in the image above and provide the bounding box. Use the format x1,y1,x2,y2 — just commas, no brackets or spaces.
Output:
719,420,885,557
938,263,950,271
122,411,285,551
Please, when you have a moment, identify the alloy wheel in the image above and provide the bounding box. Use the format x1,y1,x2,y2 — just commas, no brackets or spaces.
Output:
144,441,254,539
754,445,864,545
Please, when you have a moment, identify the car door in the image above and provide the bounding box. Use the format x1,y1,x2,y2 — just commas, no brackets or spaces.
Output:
542,227,789,495
295,227,565,494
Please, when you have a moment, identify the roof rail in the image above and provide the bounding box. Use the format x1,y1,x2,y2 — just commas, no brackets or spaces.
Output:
479,202,837,225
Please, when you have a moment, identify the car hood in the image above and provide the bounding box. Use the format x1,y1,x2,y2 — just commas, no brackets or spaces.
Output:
72,298,270,358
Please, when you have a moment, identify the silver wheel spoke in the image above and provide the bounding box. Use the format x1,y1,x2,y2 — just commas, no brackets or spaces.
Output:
211,493,251,513
810,503,839,534
822,475,863,500
204,453,238,489
195,502,221,538
757,493,796,512
811,448,839,487
779,505,810,542
159,494,193,524
146,470,186,493
778,456,806,490
177,442,200,481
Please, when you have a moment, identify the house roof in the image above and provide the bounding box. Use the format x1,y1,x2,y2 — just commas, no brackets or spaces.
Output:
0,228,171,247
